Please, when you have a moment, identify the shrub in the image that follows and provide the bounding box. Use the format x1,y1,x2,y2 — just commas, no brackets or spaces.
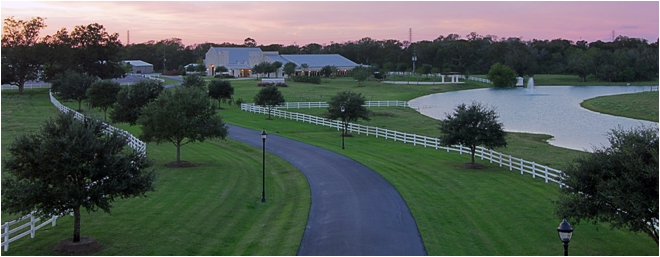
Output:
291,76,321,84
235,97,244,106
275,82,288,87
162,70,182,76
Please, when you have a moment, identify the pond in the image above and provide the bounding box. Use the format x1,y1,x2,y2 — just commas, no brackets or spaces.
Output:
409,86,658,152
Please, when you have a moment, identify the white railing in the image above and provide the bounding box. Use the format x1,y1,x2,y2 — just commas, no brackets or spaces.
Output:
278,100,409,109
49,91,146,155
1,212,61,252
465,76,492,84
242,103,565,187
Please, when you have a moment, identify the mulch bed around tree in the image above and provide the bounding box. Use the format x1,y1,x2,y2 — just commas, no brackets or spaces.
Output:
52,237,102,255
461,162,486,169
165,160,200,168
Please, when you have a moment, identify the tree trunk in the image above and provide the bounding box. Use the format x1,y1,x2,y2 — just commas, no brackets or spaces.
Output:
470,146,476,164
73,206,81,242
176,144,181,163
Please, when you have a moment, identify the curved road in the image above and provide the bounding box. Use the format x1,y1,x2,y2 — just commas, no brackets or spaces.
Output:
227,125,426,256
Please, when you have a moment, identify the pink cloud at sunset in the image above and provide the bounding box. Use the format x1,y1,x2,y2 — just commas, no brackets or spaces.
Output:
1,1,658,46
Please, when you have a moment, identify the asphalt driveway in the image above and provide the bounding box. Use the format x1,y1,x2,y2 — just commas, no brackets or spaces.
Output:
227,125,426,256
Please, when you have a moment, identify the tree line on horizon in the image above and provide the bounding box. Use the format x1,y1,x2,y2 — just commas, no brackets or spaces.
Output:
3,17,659,95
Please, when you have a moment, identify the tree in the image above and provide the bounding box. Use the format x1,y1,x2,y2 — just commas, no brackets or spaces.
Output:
351,66,370,86
46,23,125,80
262,61,276,78
283,62,297,78
1,16,47,94
244,37,256,47
86,80,121,121
53,70,97,111
110,79,164,125
327,91,371,137
487,62,517,87
271,61,283,78
300,63,309,76
438,101,507,167
1,112,156,244
181,74,206,88
215,65,228,77
208,79,234,108
138,86,229,164
555,126,659,245
252,62,265,79
253,85,285,120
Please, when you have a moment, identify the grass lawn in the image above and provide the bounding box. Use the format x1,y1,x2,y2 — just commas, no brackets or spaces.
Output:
530,74,659,86
1,89,310,255
581,91,659,122
2,76,657,255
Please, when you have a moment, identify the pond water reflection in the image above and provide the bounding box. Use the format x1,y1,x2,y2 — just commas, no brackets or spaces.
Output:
409,86,658,152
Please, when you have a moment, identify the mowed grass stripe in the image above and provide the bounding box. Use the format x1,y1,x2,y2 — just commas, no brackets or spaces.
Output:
223,106,656,255
1,90,310,256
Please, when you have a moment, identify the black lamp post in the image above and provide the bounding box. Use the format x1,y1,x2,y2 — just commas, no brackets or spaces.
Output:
340,105,345,150
261,130,267,202
557,218,574,256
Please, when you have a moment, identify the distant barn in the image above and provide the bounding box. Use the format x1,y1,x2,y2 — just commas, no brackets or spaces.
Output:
123,60,154,74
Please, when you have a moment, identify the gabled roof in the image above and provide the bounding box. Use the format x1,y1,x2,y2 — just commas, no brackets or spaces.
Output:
123,60,153,67
209,47,262,64
280,54,358,68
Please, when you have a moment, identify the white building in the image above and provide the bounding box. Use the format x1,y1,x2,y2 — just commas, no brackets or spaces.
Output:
204,47,360,78
123,60,154,74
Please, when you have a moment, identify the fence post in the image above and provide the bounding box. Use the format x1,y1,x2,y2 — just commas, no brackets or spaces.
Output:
532,162,536,178
545,166,549,183
520,159,524,174
509,155,512,171
489,149,493,163
30,213,35,238
4,222,9,251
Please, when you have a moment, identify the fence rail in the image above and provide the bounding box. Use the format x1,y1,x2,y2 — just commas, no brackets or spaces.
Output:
242,102,565,187
1,212,61,252
279,100,409,109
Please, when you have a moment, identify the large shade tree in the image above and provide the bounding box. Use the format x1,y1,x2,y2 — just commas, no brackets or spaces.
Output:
253,85,285,120
208,79,234,108
1,16,47,94
438,101,507,167
138,86,229,164
52,70,98,111
86,79,121,121
555,125,659,245
327,91,371,137
110,79,164,125
1,112,156,244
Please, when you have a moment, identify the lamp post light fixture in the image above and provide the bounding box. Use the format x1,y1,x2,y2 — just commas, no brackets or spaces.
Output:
340,105,345,150
557,218,574,256
261,130,268,203
412,54,417,75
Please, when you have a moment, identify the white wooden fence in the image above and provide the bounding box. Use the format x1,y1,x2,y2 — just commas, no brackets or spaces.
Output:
279,100,409,109
1,212,62,252
242,102,565,187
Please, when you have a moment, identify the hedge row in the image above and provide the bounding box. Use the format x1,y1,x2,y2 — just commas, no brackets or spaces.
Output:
291,76,321,84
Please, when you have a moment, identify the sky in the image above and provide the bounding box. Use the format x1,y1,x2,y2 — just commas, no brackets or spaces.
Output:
1,1,658,47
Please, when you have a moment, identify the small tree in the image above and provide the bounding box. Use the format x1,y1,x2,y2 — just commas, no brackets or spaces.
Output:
208,79,234,108
2,112,156,244
181,74,206,88
300,63,309,76
327,91,371,137
283,62,297,78
86,79,121,121
138,86,229,164
110,79,164,125
53,70,98,111
262,61,276,78
438,101,507,167
215,65,228,77
351,66,370,87
487,62,517,87
252,62,265,79
254,85,285,120
555,125,659,245
271,61,283,78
